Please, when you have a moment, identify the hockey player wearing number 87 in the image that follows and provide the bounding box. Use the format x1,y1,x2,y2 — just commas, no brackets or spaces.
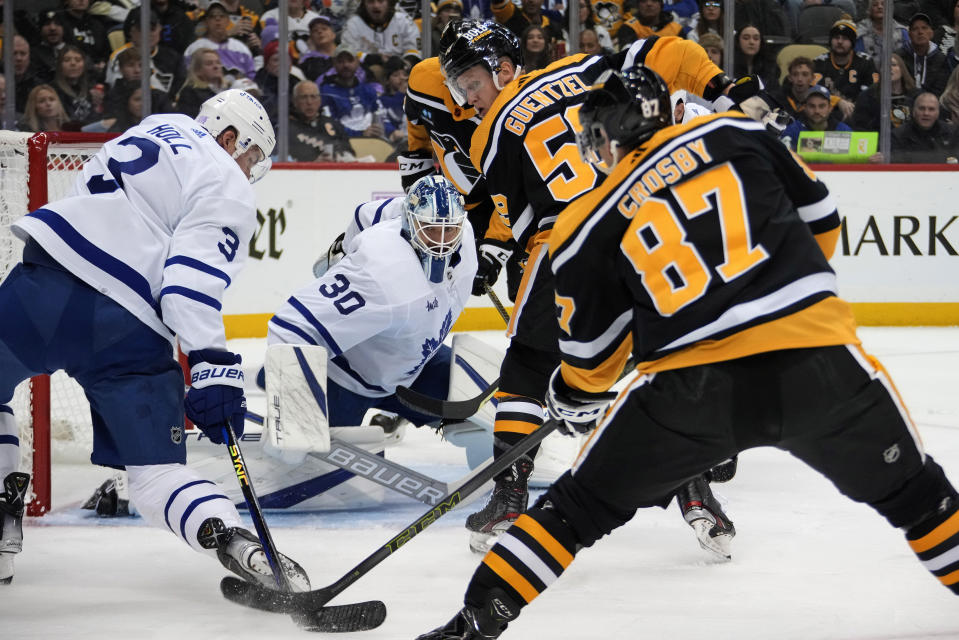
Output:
266,175,477,429
417,64,959,639
0,89,309,591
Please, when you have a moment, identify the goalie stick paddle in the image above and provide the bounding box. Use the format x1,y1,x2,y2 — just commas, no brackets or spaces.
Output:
223,421,387,632
395,376,499,421
220,419,561,630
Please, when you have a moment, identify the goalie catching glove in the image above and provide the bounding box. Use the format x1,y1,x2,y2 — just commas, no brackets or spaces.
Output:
472,239,512,296
546,367,617,436
185,349,246,444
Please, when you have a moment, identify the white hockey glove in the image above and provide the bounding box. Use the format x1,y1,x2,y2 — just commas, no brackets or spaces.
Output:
312,232,345,278
472,238,512,296
546,367,617,436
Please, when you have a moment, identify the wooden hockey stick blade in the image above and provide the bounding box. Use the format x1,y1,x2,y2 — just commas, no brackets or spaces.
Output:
218,422,559,629
220,578,387,632
395,377,499,420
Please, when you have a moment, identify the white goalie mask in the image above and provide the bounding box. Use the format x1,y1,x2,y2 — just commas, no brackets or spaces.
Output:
404,175,468,281
196,89,276,183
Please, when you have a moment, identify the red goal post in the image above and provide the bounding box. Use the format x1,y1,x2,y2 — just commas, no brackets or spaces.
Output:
0,131,115,516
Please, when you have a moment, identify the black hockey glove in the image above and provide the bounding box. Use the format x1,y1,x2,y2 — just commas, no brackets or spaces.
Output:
546,367,617,436
472,238,512,296
185,349,246,445
398,149,436,192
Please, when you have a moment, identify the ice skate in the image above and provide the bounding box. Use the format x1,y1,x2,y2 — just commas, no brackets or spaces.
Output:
197,517,310,591
676,474,736,561
0,472,30,585
416,588,517,639
465,455,534,554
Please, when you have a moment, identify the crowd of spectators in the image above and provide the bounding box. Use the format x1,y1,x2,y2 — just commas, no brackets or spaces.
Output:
2,0,959,162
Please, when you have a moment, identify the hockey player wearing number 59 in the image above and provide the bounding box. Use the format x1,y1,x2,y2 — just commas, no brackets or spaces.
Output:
418,65,959,638
0,89,310,591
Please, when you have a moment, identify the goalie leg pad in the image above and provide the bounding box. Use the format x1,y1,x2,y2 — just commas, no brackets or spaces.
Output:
263,344,332,464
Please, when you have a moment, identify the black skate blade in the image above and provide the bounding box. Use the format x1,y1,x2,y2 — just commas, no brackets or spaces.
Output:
220,577,387,631
293,600,387,632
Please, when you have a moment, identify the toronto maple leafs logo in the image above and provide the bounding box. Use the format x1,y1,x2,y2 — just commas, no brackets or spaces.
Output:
406,310,454,375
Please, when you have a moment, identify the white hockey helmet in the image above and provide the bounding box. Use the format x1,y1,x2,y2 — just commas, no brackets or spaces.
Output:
404,175,468,259
196,88,276,183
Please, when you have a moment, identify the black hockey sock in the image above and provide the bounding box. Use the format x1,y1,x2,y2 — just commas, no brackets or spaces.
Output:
905,495,959,595
491,393,544,476
464,504,579,613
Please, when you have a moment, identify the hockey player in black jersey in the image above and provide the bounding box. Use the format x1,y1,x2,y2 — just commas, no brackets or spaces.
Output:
416,64,959,639
439,18,740,559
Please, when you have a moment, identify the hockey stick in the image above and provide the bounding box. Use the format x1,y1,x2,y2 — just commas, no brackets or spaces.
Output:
395,376,498,421
245,410,453,506
220,419,561,628
483,281,510,325
223,421,387,632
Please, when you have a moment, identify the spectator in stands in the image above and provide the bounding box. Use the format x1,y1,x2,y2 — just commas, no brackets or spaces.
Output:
101,48,145,125
52,44,102,126
579,26,608,53
734,24,781,92
186,1,259,85
380,56,410,150
781,85,853,149
254,40,307,125
521,25,553,71
698,32,724,66
201,0,263,48
321,45,392,139
857,0,909,61
106,8,186,97
175,48,228,118
939,65,959,120
932,0,959,55
892,91,959,160
288,79,357,161
852,52,920,129
689,0,723,42
18,84,69,133
299,15,337,82
492,0,564,43
562,0,613,51
432,0,465,53
261,0,322,60
341,0,421,67
34,11,66,83
590,0,629,39
815,17,878,101
618,0,690,49
734,0,788,39
9,35,42,114
154,0,197,54
58,0,112,75
898,12,951,95
779,55,817,118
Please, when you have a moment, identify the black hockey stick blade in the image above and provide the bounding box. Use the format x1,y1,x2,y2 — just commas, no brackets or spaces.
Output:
395,377,499,420
220,577,387,632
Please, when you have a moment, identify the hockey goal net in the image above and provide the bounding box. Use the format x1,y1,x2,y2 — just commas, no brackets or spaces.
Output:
0,131,115,516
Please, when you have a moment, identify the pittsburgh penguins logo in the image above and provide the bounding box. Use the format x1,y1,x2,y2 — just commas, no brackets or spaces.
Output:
432,132,481,193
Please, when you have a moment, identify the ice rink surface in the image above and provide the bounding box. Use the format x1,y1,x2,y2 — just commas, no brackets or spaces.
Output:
4,328,959,640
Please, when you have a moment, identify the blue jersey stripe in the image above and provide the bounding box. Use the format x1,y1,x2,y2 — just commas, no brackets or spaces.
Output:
287,297,343,356
331,354,387,393
0,405,13,415
372,199,389,226
353,203,365,231
160,285,222,311
179,493,231,541
164,255,231,287
28,208,155,308
269,316,319,345
0,434,19,446
164,479,215,531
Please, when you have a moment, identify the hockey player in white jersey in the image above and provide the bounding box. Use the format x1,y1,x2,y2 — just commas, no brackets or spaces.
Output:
0,89,309,591
267,175,477,430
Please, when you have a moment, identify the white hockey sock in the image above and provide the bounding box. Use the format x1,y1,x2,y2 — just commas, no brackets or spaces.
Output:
0,408,19,480
127,463,242,555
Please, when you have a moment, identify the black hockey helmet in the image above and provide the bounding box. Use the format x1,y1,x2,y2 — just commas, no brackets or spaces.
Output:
576,63,671,169
439,19,523,105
